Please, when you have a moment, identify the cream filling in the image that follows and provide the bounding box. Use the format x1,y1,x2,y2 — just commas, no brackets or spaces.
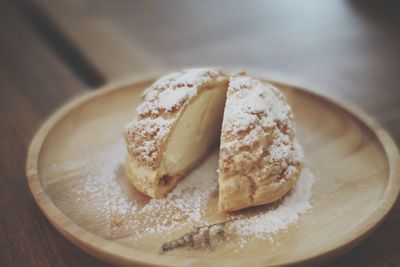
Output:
162,84,227,176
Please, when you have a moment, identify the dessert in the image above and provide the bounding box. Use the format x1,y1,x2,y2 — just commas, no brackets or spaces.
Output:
218,76,303,211
124,69,303,212
124,68,228,198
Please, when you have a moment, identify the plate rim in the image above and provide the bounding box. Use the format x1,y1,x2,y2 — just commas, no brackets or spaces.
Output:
26,76,400,267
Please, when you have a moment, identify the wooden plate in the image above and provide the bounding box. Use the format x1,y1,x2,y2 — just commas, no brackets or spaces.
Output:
27,77,400,267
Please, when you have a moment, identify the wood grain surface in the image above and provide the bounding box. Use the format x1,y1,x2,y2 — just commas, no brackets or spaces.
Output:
26,78,400,267
1,0,400,266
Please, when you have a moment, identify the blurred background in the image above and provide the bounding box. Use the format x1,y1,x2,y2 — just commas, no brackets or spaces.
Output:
1,0,399,266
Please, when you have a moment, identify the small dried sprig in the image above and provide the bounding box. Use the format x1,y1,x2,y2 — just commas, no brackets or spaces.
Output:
160,218,236,253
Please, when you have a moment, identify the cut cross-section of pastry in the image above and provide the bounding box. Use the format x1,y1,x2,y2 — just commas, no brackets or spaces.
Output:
124,68,228,198
218,76,303,212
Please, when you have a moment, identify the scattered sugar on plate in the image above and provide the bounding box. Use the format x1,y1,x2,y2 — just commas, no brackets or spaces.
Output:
74,140,136,221
232,168,315,243
71,140,316,246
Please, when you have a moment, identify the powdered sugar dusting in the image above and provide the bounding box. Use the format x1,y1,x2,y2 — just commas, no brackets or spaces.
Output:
219,76,302,210
74,140,136,221
224,76,293,135
233,168,315,240
137,68,224,115
130,152,218,235
73,140,218,237
124,68,226,168
220,76,297,170
124,117,172,167
71,140,314,247
73,141,137,235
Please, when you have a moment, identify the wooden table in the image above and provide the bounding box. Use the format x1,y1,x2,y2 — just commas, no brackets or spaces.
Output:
1,0,399,266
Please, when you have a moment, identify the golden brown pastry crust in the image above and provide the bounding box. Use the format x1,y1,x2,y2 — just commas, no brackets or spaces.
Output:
124,70,303,207
124,68,226,170
218,76,303,212
124,154,189,198
124,68,227,198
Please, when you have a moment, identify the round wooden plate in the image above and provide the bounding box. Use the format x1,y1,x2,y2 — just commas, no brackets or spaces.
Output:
27,77,400,267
